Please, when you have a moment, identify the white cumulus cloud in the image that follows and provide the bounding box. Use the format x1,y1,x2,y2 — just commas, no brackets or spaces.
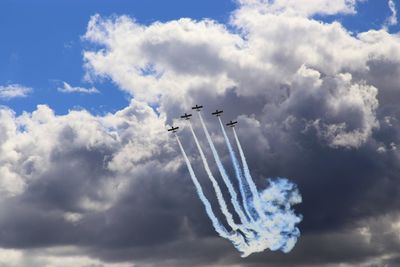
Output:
57,81,99,94
0,100,167,199
236,0,360,16
80,0,400,148
0,84,32,100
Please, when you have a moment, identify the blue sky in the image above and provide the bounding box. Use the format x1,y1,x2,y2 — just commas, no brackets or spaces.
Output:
0,0,397,115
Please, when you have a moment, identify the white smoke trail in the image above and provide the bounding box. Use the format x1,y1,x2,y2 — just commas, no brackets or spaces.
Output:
188,121,239,231
197,112,252,224
174,115,302,257
257,178,303,253
217,117,256,222
174,134,230,238
232,127,266,221
230,127,302,255
237,177,303,256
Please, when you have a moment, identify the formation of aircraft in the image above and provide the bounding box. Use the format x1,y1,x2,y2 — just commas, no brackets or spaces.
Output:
167,105,238,132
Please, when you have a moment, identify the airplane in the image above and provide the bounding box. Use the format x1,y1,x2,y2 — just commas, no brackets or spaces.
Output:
226,121,238,127
192,104,203,111
167,126,179,133
211,110,223,117
180,113,192,120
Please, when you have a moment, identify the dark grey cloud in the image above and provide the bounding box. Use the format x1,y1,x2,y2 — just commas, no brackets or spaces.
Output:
2,90,399,266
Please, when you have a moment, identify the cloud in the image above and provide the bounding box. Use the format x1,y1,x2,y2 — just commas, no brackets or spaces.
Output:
78,0,400,265
1,212,398,267
0,84,32,100
1,0,400,266
0,100,167,198
0,247,134,267
237,0,360,17
57,82,99,94
82,3,392,148
385,0,398,27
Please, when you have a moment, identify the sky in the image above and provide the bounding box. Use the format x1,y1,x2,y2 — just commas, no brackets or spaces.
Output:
0,0,235,115
0,0,400,266
1,0,398,115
